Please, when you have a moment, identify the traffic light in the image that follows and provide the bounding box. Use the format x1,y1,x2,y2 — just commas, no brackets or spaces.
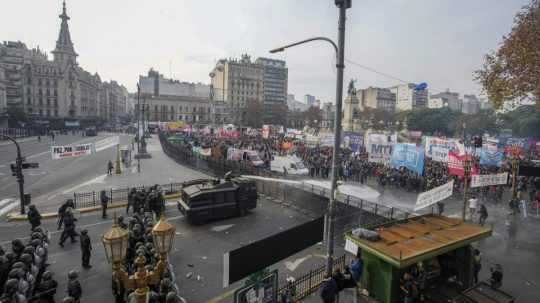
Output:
21,162,39,169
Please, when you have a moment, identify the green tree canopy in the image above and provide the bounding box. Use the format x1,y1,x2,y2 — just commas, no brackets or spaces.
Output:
475,0,540,108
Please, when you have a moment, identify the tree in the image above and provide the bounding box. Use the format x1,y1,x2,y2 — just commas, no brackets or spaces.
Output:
245,99,263,128
475,0,540,108
499,105,540,137
303,106,322,128
406,107,459,136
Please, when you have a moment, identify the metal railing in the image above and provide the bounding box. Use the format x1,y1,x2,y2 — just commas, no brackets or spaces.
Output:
277,254,347,301
0,128,30,139
72,182,183,209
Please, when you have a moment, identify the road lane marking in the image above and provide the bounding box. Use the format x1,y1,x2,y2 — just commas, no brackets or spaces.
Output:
27,150,50,159
0,198,14,208
61,174,108,194
0,199,18,217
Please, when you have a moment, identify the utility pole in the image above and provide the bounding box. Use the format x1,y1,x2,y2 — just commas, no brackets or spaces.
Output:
462,158,472,221
2,135,39,215
269,0,351,276
326,0,349,275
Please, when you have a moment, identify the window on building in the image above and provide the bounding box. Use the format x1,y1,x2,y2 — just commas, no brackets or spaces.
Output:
193,107,196,113
47,98,50,106
38,79,42,86
46,79,50,87
39,97,43,106
54,110,58,117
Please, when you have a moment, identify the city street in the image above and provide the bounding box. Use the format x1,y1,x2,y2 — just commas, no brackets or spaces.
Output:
0,132,131,214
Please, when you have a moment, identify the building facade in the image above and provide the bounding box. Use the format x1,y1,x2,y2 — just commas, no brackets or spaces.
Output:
389,83,428,112
357,87,396,113
138,69,215,124
430,91,461,112
428,97,445,109
462,94,480,115
321,102,335,130
209,54,264,125
303,94,316,107
255,57,288,124
0,2,127,128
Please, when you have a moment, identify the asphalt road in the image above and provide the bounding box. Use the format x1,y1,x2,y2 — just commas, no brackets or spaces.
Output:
0,197,326,303
0,133,131,213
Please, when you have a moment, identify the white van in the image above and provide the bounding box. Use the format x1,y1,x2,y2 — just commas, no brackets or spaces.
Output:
271,155,308,175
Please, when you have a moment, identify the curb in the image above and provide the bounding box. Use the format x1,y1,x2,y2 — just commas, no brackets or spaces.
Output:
7,193,181,222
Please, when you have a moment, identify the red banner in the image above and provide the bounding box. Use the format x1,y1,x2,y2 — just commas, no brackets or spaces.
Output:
448,151,477,177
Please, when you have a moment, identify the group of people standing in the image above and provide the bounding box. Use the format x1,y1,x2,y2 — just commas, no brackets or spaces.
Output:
1,207,83,303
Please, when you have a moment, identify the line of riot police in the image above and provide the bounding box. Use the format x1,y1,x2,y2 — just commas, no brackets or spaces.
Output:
126,185,165,218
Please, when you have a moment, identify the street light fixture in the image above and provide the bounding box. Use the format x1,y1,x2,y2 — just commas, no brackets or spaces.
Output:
102,214,175,303
269,0,350,275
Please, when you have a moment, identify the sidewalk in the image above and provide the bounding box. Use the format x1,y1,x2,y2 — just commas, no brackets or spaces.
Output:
302,288,377,303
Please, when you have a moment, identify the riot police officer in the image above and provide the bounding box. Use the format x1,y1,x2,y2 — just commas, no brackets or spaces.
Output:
66,270,82,303
35,271,58,303
0,278,26,303
79,230,92,269
27,205,42,230
59,209,78,247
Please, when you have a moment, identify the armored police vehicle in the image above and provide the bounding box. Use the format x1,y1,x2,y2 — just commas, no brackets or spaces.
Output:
177,172,257,224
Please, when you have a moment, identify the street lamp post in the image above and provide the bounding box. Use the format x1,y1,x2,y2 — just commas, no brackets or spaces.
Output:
462,158,472,221
136,84,141,173
1,134,26,215
269,0,350,275
102,214,175,303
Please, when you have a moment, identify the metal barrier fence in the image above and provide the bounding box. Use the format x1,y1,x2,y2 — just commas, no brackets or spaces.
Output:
72,182,183,209
158,131,411,225
0,128,30,139
277,254,347,301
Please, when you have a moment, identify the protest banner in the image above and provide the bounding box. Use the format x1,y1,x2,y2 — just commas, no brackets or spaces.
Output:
51,143,95,160
448,151,477,177
390,143,425,174
414,180,454,211
342,131,363,152
471,173,508,188
367,134,393,164
479,148,503,167
320,134,335,147
424,136,465,160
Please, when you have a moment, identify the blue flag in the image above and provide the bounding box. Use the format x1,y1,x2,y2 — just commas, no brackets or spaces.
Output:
479,148,503,167
391,143,425,175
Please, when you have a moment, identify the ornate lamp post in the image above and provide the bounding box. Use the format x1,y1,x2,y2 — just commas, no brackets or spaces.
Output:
462,158,472,221
508,146,521,200
102,215,175,303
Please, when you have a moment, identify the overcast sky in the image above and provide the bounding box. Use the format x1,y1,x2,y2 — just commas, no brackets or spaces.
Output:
1,0,530,103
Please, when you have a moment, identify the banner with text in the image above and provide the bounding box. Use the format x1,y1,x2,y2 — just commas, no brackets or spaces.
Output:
424,136,465,161
414,180,454,211
479,148,504,167
471,173,508,188
390,143,425,175
342,131,363,152
51,143,95,160
448,151,477,177
367,134,394,164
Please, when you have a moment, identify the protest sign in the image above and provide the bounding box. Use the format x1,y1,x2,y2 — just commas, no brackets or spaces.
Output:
390,144,425,174
342,131,363,152
471,173,508,188
479,148,503,167
367,134,393,163
424,136,464,160
414,180,454,211
51,143,95,160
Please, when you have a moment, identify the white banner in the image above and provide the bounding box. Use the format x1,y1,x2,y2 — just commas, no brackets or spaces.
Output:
414,180,454,211
471,172,508,188
424,136,464,159
430,146,450,163
367,133,394,164
51,143,95,160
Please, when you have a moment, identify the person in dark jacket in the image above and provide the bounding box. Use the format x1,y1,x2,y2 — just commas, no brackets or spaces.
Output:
35,271,58,303
126,188,137,214
319,274,338,303
332,269,346,302
100,190,109,219
79,230,92,269
57,199,74,230
27,205,42,230
59,209,78,247
67,270,82,302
